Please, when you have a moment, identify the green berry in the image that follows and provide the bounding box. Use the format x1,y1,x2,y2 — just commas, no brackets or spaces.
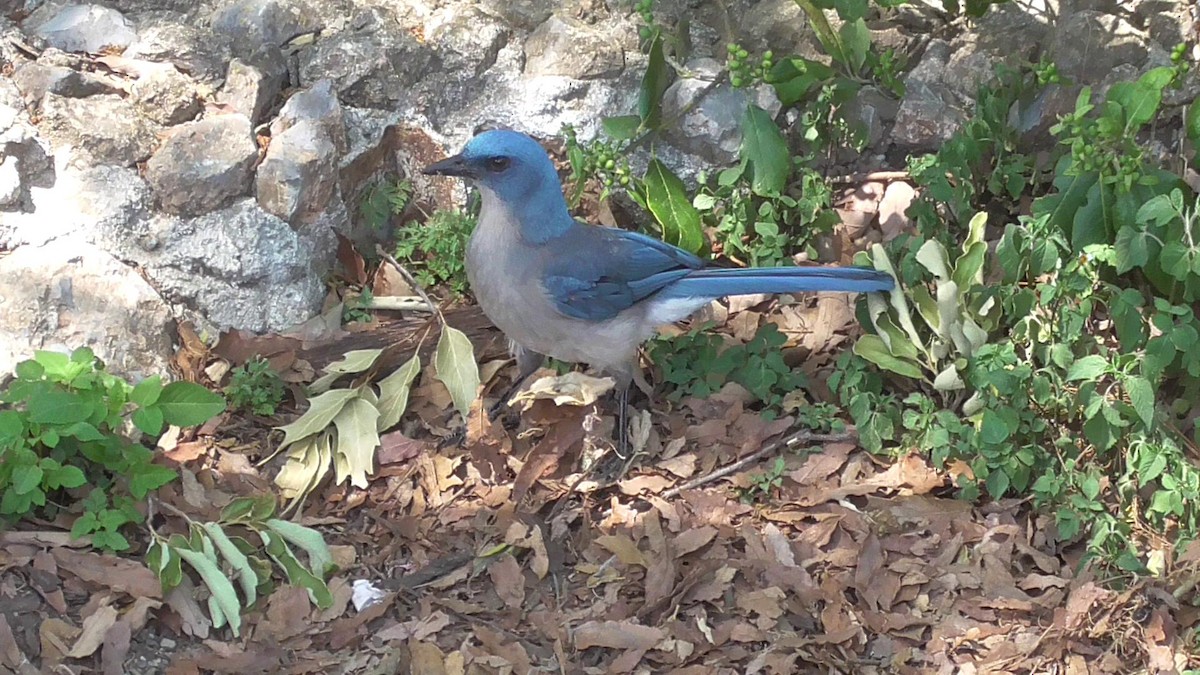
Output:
619,175,630,186
728,43,739,53
763,50,774,60
731,75,744,87
737,48,748,59
729,58,741,70
605,159,615,169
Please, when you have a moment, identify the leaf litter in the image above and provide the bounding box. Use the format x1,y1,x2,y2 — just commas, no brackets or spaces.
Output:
2,238,1199,675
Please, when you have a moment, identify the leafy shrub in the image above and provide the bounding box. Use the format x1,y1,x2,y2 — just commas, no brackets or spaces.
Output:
649,322,807,416
225,357,286,416
393,209,477,295
0,348,225,550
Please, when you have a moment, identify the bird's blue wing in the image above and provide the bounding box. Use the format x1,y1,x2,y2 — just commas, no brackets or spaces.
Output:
542,225,703,322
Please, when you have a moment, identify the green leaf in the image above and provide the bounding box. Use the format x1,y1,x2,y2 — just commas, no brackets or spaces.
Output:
128,462,178,499
434,325,481,419
740,104,790,197
202,522,259,607
175,545,244,636
157,382,226,427
376,355,420,432
769,57,835,106
277,388,359,448
1114,225,1152,274
260,531,334,608
332,396,381,489
979,409,1012,445
60,421,103,441
130,375,163,407
265,518,336,578
837,18,870,74
602,115,642,141
11,463,43,495
1187,97,1200,156
1109,67,1173,132
33,351,72,379
1125,376,1154,428
643,158,704,253
27,390,92,425
852,335,924,379
132,405,165,437
1067,355,1108,381
637,29,670,128
47,464,86,489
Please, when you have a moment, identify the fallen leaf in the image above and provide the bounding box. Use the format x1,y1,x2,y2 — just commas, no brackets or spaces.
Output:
68,604,118,658
488,554,526,609
101,620,131,675
595,534,646,567
510,371,615,407
574,620,665,650
52,549,162,599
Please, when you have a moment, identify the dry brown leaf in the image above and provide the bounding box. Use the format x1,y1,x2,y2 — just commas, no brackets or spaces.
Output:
505,522,551,580
0,613,26,668
595,534,646,567
657,452,696,478
408,639,447,675
642,510,675,611
379,431,433,465
67,604,118,658
101,620,131,675
573,620,665,650
488,554,526,609
52,549,162,599
672,526,718,558
261,586,311,641
40,617,79,666
511,371,614,407
617,473,674,495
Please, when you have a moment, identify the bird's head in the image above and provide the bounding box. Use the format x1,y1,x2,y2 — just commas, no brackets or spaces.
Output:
422,130,564,210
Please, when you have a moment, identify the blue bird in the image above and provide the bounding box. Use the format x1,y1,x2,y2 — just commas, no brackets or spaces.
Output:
423,129,894,451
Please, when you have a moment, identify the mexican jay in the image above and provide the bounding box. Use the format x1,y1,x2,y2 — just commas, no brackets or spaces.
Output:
423,130,894,450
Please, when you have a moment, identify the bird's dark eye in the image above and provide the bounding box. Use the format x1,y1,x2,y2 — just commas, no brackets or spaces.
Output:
486,156,511,172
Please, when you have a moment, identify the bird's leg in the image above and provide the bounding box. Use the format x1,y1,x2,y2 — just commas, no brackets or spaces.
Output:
487,346,545,420
616,382,630,458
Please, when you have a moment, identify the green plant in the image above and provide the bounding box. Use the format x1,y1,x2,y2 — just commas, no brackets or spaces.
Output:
0,348,225,551
738,456,787,502
392,209,476,295
147,494,335,637
225,357,286,417
270,321,480,511
343,287,375,325
1037,60,1190,252
905,62,1046,239
359,177,413,231
649,322,807,416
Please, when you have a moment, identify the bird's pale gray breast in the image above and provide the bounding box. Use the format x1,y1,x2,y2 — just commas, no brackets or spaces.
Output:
465,206,644,378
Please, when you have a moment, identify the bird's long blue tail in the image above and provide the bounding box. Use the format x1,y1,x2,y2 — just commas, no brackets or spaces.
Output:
661,265,895,299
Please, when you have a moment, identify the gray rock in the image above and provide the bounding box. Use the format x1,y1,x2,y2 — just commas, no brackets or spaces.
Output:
298,31,431,109
10,61,112,103
217,58,283,124
124,18,232,84
892,40,969,149
38,93,158,167
211,0,321,56
1051,11,1150,86
524,15,624,80
660,58,781,164
32,4,138,53
424,7,510,78
131,64,200,126
0,238,175,382
256,119,339,224
145,114,259,217
737,0,824,59
0,155,20,207
144,199,329,332
843,86,899,150
2,165,152,249
271,79,347,153
477,0,552,30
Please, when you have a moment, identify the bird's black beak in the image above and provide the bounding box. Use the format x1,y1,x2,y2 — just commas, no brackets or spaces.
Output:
422,154,475,178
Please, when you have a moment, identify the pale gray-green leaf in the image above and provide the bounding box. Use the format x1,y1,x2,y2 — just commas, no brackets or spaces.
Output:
276,388,358,448
202,522,258,607
435,325,480,418
176,546,243,637
376,355,420,431
332,396,381,489
266,518,336,578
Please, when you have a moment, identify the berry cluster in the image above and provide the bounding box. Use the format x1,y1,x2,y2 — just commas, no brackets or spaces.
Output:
564,126,632,190
726,43,774,88
634,0,654,42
